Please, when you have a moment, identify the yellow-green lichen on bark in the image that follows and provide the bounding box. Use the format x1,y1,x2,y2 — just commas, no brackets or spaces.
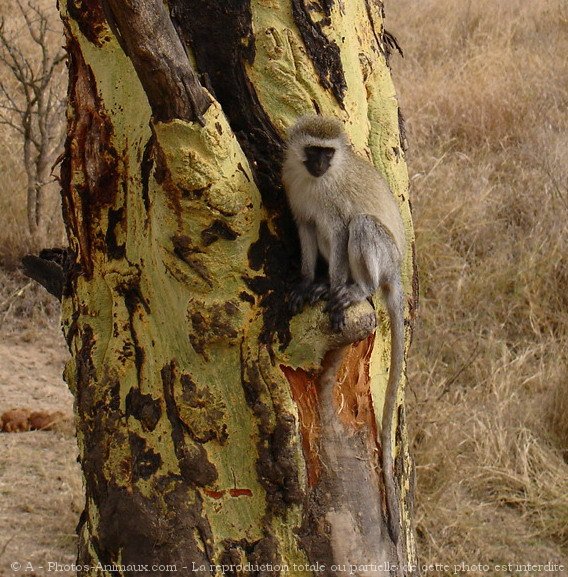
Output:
246,0,417,567
62,8,297,572
248,1,334,130
60,0,417,572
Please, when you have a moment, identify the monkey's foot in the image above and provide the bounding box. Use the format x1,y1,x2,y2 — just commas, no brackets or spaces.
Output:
307,281,329,304
325,285,360,332
289,280,329,314
329,309,346,332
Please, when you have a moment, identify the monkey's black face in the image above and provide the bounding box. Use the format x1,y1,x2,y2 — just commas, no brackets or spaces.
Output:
303,146,335,177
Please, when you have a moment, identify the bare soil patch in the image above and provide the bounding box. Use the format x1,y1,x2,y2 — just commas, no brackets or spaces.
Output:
0,322,82,577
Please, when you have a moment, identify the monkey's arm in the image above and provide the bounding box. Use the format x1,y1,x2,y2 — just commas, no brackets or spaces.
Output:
289,221,328,314
327,224,350,288
298,220,318,281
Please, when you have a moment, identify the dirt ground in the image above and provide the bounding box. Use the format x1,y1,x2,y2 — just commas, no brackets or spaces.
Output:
0,323,82,577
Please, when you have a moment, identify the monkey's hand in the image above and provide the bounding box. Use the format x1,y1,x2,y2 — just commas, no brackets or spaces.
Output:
289,279,329,315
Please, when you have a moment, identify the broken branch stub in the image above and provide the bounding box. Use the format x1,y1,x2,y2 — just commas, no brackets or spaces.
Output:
101,0,211,124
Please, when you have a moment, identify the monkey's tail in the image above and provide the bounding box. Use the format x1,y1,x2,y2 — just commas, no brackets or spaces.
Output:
382,277,405,544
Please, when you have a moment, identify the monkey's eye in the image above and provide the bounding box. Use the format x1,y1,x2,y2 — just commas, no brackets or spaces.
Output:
321,148,335,161
304,146,335,161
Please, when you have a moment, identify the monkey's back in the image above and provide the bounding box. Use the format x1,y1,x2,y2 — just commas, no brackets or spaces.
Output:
342,152,406,258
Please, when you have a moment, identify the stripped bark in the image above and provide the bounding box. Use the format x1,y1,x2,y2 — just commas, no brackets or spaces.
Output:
60,0,418,575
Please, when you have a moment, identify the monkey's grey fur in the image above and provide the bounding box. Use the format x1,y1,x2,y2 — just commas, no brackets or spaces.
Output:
282,115,405,544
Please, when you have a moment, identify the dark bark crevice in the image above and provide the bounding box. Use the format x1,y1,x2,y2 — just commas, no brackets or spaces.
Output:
125,388,162,432
118,275,150,384
161,361,219,488
291,0,347,105
105,207,126,260
169,1,283,208
170,1,299,347
237,342,303,573
240,344,303,515
67,0,109,47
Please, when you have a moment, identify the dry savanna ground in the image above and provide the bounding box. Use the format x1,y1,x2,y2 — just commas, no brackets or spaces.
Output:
0,272,81,577
0,0,566,576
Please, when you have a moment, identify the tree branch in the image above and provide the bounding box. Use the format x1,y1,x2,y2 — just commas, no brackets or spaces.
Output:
0,112,25,135
0,1,65,238
101,0,211,124
21,249,66,300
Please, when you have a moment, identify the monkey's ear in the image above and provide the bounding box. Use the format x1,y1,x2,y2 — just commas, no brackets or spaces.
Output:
21,248,68,301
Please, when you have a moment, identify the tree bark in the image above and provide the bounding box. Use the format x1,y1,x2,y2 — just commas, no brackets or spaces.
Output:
60,1,418,575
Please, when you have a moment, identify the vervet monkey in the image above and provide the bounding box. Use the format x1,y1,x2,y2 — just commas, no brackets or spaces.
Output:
282,115,406,543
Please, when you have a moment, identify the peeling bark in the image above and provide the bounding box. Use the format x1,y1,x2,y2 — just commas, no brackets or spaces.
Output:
59,0,418,575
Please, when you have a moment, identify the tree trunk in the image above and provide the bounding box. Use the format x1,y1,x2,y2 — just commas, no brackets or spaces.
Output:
60,1,418,575
23,113,39,239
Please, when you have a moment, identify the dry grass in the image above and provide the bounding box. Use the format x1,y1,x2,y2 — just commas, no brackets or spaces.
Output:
0,284,78,576
0,140,34,270
0,268,60,335
0,432,82,574
0,4,73,562
386,0,568,569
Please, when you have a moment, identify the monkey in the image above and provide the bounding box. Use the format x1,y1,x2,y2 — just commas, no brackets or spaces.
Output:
282,114,406,544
